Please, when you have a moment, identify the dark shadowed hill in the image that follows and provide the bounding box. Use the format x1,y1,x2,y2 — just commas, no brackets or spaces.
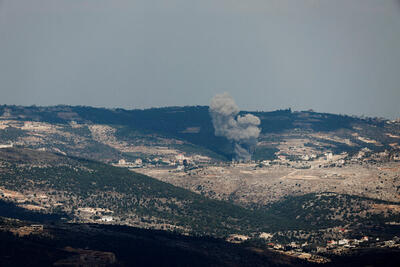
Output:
0,217,311,267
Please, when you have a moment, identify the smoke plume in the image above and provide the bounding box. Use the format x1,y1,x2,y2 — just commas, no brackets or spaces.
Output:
209,93,261,161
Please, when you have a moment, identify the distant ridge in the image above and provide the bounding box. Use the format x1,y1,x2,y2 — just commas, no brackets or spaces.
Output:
0,104,393,161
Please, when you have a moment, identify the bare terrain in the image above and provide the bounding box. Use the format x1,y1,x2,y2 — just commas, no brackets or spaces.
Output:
137,161,400,207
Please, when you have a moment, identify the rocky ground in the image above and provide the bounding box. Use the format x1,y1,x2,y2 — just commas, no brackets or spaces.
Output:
136,160,400,208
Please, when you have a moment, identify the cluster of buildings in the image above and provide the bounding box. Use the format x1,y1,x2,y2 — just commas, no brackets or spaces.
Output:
322,236,369,252
114,158,143,168
114,153,211,171
227,230,400,263
262,147,400,170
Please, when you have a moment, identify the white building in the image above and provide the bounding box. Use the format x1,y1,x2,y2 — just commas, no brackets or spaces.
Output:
100,216,113,222
325,152,333,160
259,232,273,239
0,143,13,149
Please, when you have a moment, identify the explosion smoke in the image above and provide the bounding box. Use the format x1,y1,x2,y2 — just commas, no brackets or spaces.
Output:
209,93,261,161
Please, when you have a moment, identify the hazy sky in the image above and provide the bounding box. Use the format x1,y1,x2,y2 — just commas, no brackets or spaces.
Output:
0,1,399,118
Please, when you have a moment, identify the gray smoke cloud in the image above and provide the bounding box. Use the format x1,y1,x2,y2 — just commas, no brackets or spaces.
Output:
209,93,261,161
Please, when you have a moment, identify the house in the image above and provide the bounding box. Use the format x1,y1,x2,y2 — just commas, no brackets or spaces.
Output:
30,224,44,231
302,155,310,161
325,152,333,160
259,232,273,239
0,143,13,149
278,155,287,161
226,234,249,243
261,160,270,166
100,216,113,222
327,240,337,248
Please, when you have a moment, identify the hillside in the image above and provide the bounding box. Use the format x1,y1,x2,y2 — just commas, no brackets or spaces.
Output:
0,105,399,163
0,148,399,265
1,148,398,237
0,147,293,237
0,216,307,267
1,216,399,267
0,105,399,264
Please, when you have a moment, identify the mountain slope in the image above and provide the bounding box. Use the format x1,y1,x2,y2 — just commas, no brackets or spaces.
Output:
0,148,290,236
0,216,309,267
1,148,399,237
1,105,398,161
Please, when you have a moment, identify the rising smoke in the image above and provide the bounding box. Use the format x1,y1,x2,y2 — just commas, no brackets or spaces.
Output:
209,93,261,161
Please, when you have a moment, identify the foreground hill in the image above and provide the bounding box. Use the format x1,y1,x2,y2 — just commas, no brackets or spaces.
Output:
0,216,307,267
1,216,399,267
